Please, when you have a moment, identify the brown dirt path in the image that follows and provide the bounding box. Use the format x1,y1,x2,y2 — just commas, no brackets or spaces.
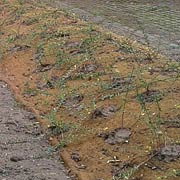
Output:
0,81,70,180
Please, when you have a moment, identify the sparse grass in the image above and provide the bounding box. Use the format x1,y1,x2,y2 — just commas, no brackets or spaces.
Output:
47,110,71,136
0,1,180,180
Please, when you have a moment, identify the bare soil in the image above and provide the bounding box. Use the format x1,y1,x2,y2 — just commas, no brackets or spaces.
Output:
0,1,180,180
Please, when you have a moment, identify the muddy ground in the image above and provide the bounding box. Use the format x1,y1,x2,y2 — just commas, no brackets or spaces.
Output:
0,81,70,180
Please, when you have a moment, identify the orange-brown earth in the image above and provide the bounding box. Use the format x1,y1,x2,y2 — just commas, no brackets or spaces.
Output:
0,1,180,180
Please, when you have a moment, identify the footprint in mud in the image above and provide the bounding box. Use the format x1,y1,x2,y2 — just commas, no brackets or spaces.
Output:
137,90,163,103
156,144,180,162
61,94,84,109
91,104,119,119
99,128,132,145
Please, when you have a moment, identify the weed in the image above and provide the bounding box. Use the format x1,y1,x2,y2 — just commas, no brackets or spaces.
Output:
34,41,45,65
17,0,25,5
23,82,38,96
6,23,21,44
2,1,180,179
138,95,163,148
157,169,180,179
55,50,68,67
14,4,25,18
55,139,67,149
120,66,135,128
115,166,138,180
47,110,71,136
114,38,135,54
22,17,39,26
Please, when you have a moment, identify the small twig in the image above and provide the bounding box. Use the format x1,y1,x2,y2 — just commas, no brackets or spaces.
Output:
136,151,159,169
107,156,121,164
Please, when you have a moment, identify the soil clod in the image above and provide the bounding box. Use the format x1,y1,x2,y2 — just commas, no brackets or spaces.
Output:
10,156,24,162
61,94,84,109
137,90,162,103
99,128,131,145
71,152,81,162
35,64,54,73
26,112,36,121
78,63,98,74
157,144,180,162
91,105,119,119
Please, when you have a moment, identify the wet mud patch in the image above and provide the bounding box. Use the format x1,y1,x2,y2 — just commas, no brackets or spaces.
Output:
60,94,84,109
91,104,119,119
0,81,69,180
156,144,180,162
99,128,131,145
137,90,163,103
